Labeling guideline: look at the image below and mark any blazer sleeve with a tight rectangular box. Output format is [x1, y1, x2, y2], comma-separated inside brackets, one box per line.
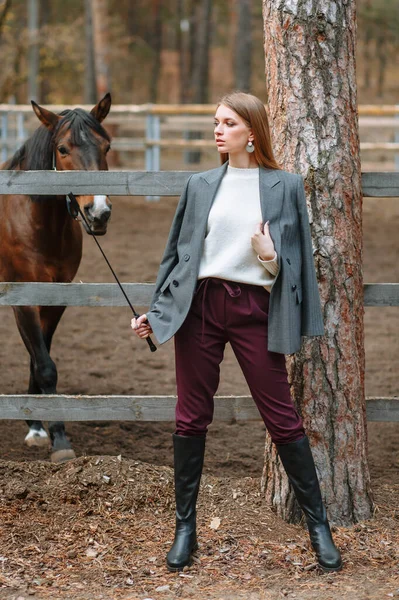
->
[296, 176, 325, 336]
[149, 175, 193, 311]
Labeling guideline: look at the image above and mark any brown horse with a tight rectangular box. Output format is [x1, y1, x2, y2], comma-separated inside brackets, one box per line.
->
[0, 94, 113, 462]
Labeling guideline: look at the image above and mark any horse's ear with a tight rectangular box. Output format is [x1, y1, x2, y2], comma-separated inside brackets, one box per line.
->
[31, 101, 61, 130]
[90, 93, 111, 123]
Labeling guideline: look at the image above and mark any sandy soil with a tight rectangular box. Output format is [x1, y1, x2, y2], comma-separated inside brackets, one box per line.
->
[0, 185, 398, 600]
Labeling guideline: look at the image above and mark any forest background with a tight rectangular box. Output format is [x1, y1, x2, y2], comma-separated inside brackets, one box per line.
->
[0, 0, 398, 107]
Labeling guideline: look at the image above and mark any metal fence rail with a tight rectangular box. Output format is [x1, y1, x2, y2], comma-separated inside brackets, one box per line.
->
[0, 169, 398, 422]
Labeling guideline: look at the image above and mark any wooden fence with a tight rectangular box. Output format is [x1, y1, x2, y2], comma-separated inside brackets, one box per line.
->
[0, 170, 398, 423]
[1, 104, 399, 170]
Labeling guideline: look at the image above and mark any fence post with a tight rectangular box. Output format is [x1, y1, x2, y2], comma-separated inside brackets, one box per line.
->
[145, 111, 153, 172]
[145, 110, 160, 201]
[395, 105, 399, 172]
[1, 112, 8, 164]
[16, 112, 26, 154]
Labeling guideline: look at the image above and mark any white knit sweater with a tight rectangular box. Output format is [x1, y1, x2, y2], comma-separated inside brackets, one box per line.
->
[198, 165, 279, 291]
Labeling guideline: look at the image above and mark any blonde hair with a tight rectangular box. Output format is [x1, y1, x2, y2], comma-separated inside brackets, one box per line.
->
[217, 91, 280, 170]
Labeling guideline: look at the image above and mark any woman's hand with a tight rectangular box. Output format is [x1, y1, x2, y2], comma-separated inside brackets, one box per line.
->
[131, 314, 153, 339]
[251, 221, 275, 261]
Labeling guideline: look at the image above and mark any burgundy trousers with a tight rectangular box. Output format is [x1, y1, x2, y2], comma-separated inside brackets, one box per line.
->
[174, 278, 305, 444]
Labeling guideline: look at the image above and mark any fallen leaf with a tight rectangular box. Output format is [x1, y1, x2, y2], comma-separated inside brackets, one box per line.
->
[155, 585, 170, 592]
[210, 517, 221, 530]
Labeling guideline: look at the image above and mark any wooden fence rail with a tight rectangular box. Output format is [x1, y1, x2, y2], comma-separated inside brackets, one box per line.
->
[1, 282, 398, 307]
[0, 395, 397, 423]
[2, 104, 398, 168]
[0, 169, 398, 423]
[1, 103, 398, 115]
[0, 170, 399, 197]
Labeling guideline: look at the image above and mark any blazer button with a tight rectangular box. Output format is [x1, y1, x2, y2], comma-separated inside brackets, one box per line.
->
[172, 280, 179, 287]
[183, 254, 190, 262]
[291, 284, 297, 291]
[286, 258, 291, 265]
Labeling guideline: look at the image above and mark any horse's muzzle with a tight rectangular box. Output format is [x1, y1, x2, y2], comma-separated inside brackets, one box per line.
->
[83, 196, 112, 235]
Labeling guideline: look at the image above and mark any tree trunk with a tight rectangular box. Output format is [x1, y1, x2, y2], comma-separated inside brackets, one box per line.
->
[84, 0, 97, 104]
[184, 0, 212, 164]
[176, 0, 191, 104]
[261, 0, 374, 526]
[190, 0, 212, 103]
[40, 0, 51, 103]
[27, 0, 39, 102]
[149, 0, 162, 103]
[188, 0, 197, 99]
[375, 34, 387, 98]
[362, 26, 373, 91]
[234, 0, 252, 92]
[91, 0, 111, 97]
[361, 0, 373, 92]
[0, 0, 12, 40]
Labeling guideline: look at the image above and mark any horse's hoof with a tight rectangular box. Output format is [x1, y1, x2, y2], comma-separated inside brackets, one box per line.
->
[51, 448, 76, 463]
[25, 428, 49, 447]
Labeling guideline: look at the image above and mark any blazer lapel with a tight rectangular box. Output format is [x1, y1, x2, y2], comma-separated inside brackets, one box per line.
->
[195, 162, 228, 234]
[259, 168, 284, 266]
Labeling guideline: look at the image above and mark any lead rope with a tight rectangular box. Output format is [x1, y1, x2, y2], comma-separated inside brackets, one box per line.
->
[66, 192, 157, 353]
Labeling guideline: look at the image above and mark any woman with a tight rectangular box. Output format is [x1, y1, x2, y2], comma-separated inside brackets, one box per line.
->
[132, 92, 342, 574]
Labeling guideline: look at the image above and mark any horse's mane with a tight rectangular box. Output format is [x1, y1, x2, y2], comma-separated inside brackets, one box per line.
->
[4, 108, 110, 172]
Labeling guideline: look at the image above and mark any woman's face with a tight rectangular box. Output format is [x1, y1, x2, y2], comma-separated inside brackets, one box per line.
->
[213, 104, 253, 155]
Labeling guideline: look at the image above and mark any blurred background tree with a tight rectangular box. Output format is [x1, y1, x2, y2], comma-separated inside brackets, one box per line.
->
[358, 0, 399, 98]
[0, 0, 397, 104]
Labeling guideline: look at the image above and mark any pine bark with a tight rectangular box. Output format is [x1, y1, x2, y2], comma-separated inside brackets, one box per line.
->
[261, 0, 374, 526]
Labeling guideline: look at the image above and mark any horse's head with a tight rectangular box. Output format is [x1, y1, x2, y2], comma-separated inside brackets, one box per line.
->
[31, 94, 113, 236]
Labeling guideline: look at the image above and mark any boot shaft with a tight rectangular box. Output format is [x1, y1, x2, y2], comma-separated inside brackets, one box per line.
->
[276, 435, 327, 525]
[173, 434, 205, 521]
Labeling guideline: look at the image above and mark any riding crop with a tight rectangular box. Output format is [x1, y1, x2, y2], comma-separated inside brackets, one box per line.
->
[66, 192, 157, 353]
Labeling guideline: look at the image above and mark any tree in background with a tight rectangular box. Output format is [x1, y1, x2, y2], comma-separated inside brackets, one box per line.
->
[149, 0, 163, 103]
[0, 1, 26, 102]
[92, 0, 110, 98]
[234, 0, 252, 92]
[0, 1, 397, 105]
[176, 0, 196, 104]
[0, 0, 12, 39]
[190, 0, 212, 104]
[84, 0, 96, 104]
[262, 0, 374, 526]
[358, 0, 399, 97]
[27, 0, 39, 101]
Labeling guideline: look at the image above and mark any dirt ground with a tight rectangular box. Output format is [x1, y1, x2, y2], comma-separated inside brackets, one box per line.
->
[0, 182, 398, 599]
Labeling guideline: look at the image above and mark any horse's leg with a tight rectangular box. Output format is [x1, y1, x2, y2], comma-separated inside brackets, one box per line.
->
[13, 306, 75, 463]
[40, 306, 76, 463]
[24, 359, 49, 447]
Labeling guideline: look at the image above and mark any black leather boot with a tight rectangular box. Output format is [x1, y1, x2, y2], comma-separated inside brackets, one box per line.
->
[276, 436, 342, 572]
[166, 434, 205, 572]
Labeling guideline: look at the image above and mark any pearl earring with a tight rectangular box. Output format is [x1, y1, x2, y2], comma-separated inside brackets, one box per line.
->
[246, 141, 254, 153]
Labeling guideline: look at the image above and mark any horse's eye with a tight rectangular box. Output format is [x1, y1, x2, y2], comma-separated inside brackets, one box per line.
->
[58, 146, 69, 156]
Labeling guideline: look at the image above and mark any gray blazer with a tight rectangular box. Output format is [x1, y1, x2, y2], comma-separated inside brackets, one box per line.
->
[146, 162, 324, 354]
